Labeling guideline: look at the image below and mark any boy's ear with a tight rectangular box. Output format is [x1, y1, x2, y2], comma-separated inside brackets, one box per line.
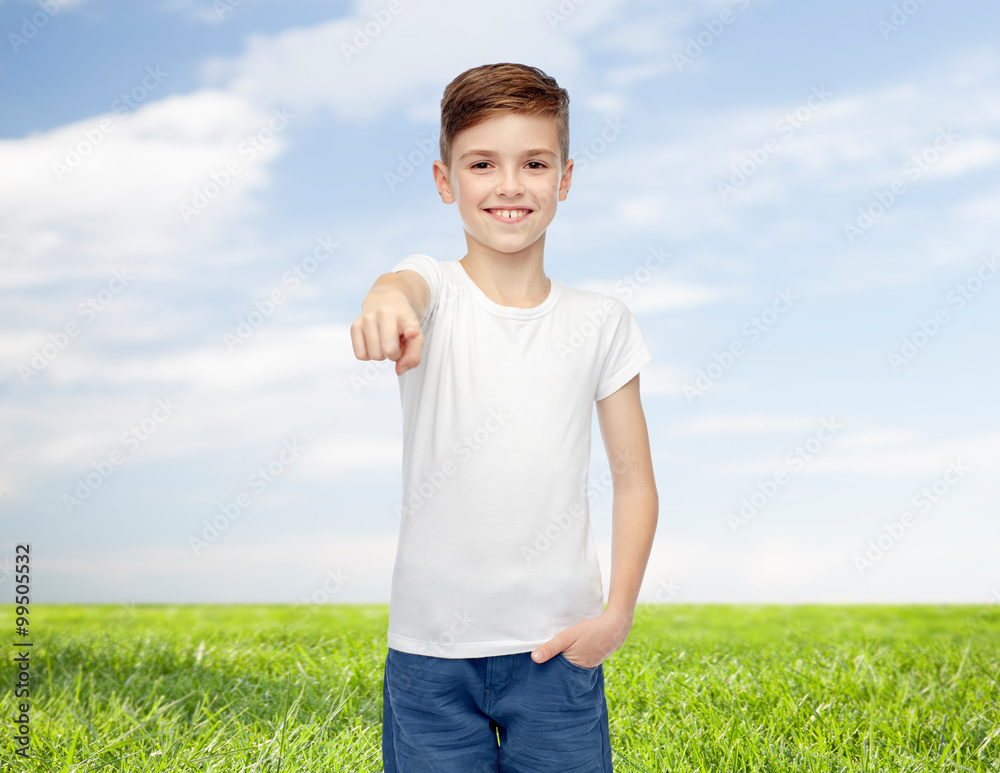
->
[433, 160, 455, 204]
[558, 158, 574, 202]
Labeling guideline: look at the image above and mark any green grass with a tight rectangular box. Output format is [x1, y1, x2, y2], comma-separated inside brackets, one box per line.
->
[2, 604, 999, 771]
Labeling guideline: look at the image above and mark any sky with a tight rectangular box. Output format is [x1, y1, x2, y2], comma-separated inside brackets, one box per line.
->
[1, 0, 998, 606]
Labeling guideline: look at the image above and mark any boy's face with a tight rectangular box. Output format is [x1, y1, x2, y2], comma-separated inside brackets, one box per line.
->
[433, 112, 573, 260]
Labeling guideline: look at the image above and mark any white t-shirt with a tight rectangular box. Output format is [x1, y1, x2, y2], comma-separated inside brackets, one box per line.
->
[387, 254, 653, 658]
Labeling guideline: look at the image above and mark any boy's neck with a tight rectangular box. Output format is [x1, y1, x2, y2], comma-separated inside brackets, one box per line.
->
[459, 242, 551, 309]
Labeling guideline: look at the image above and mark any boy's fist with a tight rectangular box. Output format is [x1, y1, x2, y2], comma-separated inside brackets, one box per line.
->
[350, 300, 424, 376]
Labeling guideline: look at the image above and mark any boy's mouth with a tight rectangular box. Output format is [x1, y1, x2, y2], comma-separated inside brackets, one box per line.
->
[484, 207, 533, 223]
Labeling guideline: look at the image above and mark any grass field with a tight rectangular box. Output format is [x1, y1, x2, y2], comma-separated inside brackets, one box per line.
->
[2, 603, 998, 772]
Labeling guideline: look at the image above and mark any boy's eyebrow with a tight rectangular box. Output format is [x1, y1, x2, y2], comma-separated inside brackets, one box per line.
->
[458, 148, 558, 161]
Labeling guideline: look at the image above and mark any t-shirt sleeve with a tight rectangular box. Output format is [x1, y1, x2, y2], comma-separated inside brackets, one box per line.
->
[595, 296, 654, 401]
[390, 254, 444, 325]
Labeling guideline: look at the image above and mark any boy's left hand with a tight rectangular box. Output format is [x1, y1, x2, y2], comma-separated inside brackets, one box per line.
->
[530, 609, 633, 669]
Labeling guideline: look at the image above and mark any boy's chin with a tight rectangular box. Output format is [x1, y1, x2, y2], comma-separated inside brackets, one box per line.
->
[468, 237, 542, 256]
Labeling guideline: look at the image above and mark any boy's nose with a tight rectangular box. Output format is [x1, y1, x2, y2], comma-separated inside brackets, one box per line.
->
[495, 170, 524, 196]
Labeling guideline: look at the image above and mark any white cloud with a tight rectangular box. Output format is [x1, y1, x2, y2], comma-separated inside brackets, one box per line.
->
[567, 48, 1000, 278]
[198, 0, 586, 123]
[573, 276, 730, 313]
[954, 190, 1000, 222]
[634, 534, 1000, 602]
[634, 363, 689, 397]
[931, 136, 1000, 177]
[0, 88, 294, 280]
[713, 433, 1000, 476]
[35, 534, 400, 602]
[832, 429, 918, 450]
[43, 324, 349, 390]
[0, 323, 403, 490]
[604, 61, 675, 86]
[673, 413, 821, 435]
[157, 0, 235, 25]
[807, 435, 1000, 475]
[298, 435, 402, 477]
[582, 92, 628, 116]
[34, 529, 1000, 604]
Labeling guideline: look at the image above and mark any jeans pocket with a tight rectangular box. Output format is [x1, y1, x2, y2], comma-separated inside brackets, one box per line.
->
[556, 651, 601, 672]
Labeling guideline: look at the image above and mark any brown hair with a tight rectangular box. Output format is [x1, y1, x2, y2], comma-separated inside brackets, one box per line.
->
[439, 63, 570, 170]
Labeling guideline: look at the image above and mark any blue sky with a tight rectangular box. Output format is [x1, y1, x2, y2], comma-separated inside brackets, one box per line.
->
[1, 0, 998, 605]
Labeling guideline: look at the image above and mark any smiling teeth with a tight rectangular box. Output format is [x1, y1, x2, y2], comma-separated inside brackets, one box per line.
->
[491, 209, 529, 219]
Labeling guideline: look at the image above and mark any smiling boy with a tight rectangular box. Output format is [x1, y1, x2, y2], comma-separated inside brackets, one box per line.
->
[351, 63, 658, 772]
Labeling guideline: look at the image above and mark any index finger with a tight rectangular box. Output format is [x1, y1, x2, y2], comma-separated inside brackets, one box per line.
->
[396, 324, 423, 374]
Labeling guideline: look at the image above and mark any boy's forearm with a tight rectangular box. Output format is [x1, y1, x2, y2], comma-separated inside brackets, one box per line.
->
[604, 485, 658, 622]
[361, 272, 413, 313]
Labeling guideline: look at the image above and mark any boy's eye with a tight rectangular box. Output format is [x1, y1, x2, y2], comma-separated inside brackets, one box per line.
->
[469, 161, 547, 170]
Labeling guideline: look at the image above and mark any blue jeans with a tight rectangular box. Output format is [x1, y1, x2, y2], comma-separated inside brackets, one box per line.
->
[382, 647, 613, 772]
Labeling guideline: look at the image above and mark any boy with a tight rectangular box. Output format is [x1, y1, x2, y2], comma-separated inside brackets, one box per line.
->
[350, 63, 658, 772]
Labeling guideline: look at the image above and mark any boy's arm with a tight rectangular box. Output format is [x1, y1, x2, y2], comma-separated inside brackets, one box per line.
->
[351, 270, 430, 375]
[596, 372, 658, 624]
[531, 373, 658, 667]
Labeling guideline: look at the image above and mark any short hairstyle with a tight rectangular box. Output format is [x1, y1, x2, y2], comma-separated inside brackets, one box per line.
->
[439, 63, 570, 170]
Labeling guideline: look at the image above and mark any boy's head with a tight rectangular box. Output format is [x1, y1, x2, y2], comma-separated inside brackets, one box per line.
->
[438, 63, 570, 172]
[433, 63, 574, 258]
